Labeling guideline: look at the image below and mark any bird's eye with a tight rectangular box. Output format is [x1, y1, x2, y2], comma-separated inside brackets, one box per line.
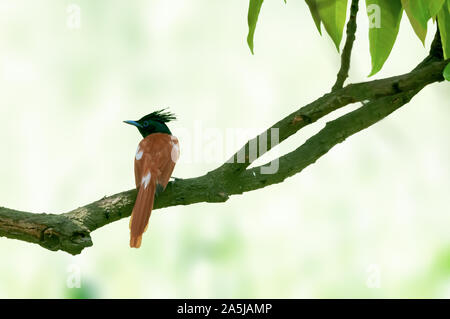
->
[143, 121, 149, 127]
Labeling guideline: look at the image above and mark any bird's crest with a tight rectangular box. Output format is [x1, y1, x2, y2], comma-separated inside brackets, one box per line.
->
[139, 108, 177, 124]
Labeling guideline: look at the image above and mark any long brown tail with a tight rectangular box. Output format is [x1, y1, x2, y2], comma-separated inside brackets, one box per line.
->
[129, 177, 156, 248]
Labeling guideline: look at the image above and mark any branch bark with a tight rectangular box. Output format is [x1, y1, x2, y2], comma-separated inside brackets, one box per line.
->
[0, 31, 447, 255]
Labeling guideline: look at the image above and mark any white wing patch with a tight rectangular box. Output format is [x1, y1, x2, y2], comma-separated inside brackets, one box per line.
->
[141, 172, 151, 189]
[135, 145, 143, 160]
[171, 143, 180, 163]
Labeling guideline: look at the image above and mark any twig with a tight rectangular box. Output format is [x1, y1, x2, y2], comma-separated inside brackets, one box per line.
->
[332, 0, 359, 91]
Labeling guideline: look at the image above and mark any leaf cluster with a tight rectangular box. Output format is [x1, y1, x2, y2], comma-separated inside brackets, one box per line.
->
[247, 0, 450, 79]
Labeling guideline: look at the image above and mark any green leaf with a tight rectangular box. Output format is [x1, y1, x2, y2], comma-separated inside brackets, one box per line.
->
[428, 0, 445, 17]
[305, 0, 322, 34]
[401, 0, 444, 44]
[247, 0, 264, 54]
[319, 0, 349, 51]
[305, 0, 348, 51]
[438, 0, 450, 59]
[444, 63, 450, 81]
[366, 0, 403, 76]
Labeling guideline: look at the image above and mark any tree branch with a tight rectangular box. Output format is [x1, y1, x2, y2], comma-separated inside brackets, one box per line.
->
[0, 32, 447, 255]
[332, 0, 359, 91]
[219, 59, 448, 175]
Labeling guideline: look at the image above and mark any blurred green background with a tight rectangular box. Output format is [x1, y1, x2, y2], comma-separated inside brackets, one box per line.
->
[0, 0, 449, 298]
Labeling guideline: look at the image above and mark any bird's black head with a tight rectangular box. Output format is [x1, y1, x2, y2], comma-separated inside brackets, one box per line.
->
[124, 109, 176, 138]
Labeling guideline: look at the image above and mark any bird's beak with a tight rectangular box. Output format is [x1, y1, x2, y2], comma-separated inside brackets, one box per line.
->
[123, 120, 143, 128]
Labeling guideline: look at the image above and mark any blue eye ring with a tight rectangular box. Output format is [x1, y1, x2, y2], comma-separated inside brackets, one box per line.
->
[143, 121, 149, 127]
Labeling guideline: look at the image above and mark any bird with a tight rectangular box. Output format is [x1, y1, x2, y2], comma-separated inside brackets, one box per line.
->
[124, 109, 180, 248]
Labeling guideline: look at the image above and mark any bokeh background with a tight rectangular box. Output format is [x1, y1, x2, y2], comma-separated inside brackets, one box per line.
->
[0, 0, 449, 298]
